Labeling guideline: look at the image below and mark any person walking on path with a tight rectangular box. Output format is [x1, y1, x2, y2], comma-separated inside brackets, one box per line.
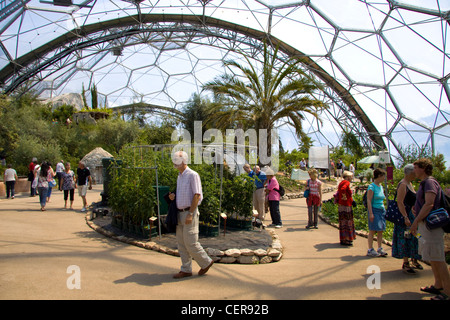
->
[366, 168, 388, 257]
[305, 168, 322, 229]
[46, 161, 56, 203]
[75, 161, 92, 212]
[169, 151, 213, 279]
[243, 164, 267, 225]
[36, 162, 50, 211]
[55, 160, 64, 190]
[392, 164, 422, 275]
[4, 164, 18, 199]
[337, 170, 356, 246]
[28, 157, 38, 197]
[410, 158, 450, 300]
[265, 168, 282, 228]
[60, 162, 76, 210]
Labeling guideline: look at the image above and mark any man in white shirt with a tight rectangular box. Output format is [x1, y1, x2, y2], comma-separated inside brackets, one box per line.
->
[4, 164, 18, 199]
[169, 151, 213, 279]
[56, 160, 64, 190]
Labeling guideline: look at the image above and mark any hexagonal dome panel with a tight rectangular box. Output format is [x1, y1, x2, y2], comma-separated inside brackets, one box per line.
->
[0, 0, 448, 162]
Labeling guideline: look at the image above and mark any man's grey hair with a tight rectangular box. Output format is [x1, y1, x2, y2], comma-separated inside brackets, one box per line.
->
[403, 163, 414, 175]
[172, 150, 189, 165]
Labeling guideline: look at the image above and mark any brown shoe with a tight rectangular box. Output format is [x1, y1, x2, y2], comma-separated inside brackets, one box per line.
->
[198, 261, 214, 276]
[173, 271, 192, 279]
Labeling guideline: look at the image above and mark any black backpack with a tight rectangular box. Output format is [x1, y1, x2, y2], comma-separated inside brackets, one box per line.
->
[440, 190, 450, 233]
[276, 185, 285, 197]
[363, 190, 368, 208]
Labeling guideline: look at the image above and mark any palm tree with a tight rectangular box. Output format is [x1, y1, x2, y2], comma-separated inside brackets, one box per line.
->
[202, 42, 327, 160]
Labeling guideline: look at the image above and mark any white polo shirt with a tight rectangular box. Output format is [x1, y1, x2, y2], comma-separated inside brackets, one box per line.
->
[4, 168, 17, 181]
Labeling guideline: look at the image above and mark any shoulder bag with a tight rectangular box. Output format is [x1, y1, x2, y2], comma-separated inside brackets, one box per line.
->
[421, 178, 450, 232]
[303, 179, 310, 198]
[425, 190, 450, 232]
[385, 185, 405, 226]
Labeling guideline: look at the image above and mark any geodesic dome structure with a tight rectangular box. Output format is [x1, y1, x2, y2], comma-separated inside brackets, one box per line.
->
[0, 0, 449, 162]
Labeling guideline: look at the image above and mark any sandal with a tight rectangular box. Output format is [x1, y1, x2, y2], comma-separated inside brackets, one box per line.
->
[402, 263, 416, 275]
[430, 293, 449, 300]
[411, 260, 423, 270]
[420, 285, 442, 295]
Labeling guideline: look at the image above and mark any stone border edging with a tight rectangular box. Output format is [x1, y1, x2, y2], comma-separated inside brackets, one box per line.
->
[85, 212, 284, 264]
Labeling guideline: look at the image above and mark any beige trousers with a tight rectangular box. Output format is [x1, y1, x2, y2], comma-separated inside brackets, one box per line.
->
[253, 188, 266, 221]
[176, 209, 212, 273]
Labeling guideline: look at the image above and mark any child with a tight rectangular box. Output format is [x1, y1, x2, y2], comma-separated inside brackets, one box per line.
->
[305, 168, 322, 229]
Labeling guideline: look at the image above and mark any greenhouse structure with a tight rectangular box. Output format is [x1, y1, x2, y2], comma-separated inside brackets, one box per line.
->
[0, 0, 448, 160]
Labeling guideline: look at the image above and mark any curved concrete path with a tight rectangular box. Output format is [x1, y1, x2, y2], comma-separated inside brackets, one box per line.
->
[0, 185, 437, 300]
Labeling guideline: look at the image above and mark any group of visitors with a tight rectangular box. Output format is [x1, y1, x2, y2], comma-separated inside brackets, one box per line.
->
[22, 158, 93, 212]
[243, 164, 282, 229]
[330, 159, 355, 178]
[5, 153, 448, 300]
[242, 158, 449, 300]
[333, 158, 449, 301]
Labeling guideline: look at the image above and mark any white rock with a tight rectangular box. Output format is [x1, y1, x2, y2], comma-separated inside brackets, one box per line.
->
[240, 248, 254, 256]
[224, 248, 241, 257]
[267, 248, 281, 257]
[271, 240, 283, 250]
[272, 252, 283, 262]
[254, 249, 267, 257]
[238, 255, 259, 264]
[206, 247, 224, 257]
[220, 257, 237, 264]
[259, 256, 272, 264]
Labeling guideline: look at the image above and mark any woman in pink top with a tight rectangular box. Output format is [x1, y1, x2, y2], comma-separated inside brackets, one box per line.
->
[265, 168, 282, 228]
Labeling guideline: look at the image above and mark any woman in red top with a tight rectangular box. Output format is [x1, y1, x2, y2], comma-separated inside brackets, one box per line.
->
[337, 171, 356, 246]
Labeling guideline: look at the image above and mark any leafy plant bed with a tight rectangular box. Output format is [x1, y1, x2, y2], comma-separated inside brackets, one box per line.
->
[199, 223, 219, 237]
[225, 218, 253, 231]
[111, 215, 157, 239]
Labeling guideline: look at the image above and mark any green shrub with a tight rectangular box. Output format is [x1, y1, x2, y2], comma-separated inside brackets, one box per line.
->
[108, 146, 254, 227]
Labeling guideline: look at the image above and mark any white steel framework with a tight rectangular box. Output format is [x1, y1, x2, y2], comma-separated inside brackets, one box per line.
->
[0, 0, 449, 161]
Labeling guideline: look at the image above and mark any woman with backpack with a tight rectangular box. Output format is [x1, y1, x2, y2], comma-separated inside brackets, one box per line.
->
[410, 158, 450, 300]
[265, 168, 282, 229]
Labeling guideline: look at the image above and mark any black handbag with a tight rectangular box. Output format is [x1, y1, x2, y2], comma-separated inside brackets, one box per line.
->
[163, 191, 178, 233]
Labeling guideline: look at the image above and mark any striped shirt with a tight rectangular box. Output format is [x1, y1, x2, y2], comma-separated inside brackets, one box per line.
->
[308, 179, 322, 196]
[176, 166, 203, 210]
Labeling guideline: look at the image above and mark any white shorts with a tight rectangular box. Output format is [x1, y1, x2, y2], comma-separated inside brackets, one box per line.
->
[78, 185, 88, 197]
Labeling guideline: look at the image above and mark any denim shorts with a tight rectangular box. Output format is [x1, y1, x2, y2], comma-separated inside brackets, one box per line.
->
[368, 207, 386, 231]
